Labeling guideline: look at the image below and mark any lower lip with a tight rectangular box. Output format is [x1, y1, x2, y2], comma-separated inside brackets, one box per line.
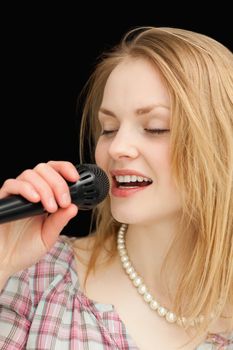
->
[111, 184, 151, 197]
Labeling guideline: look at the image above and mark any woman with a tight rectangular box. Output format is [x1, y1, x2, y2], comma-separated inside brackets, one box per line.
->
[0, 26, 232, 349]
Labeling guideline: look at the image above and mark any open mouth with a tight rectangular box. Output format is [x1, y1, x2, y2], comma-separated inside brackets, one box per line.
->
[113, 175, 153, 188]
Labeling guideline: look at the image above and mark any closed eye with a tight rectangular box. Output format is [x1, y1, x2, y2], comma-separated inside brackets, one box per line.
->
[100, 129, 117, 135]
[144, 128, 170, 134]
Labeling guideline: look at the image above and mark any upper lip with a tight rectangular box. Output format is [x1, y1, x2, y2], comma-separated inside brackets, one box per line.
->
[110, 169, 153, 180]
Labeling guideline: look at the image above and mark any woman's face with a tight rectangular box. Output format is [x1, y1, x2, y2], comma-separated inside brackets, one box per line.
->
[95, 57, 182, 225]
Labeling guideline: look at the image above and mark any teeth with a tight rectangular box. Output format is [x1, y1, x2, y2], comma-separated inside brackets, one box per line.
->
[115, 175, 152, 183]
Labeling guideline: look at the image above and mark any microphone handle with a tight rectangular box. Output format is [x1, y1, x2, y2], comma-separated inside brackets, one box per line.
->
[0, 181, 85, 224]
[0, 196, 45, 224]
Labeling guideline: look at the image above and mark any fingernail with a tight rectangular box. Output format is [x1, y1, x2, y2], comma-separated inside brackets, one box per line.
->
[72, 170, 79, 180]
[48, 197, 57, 210]
[31, 190, 40, 199]
[61, 193, 70, 206]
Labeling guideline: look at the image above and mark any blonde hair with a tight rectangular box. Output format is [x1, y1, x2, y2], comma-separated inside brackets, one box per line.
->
[76, 27, 233, 338]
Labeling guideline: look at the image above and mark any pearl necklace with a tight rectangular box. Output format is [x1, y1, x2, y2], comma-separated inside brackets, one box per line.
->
[117, 223, 205, 328]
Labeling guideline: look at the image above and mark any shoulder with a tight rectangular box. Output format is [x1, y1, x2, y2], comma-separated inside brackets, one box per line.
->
[206, 309, 233, 348]
[200, 332, 233, 349]
[39, 235, 76, 268]
[0, 236, 74, 323]
[27, 236, 79, 303]
[31, 235, 76, 277]
[0, 236, 79, 308]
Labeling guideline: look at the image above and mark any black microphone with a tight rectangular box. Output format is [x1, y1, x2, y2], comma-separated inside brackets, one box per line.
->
[0, 164, 110, 224]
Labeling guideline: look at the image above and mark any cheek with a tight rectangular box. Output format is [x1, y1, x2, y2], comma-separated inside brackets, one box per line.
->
[158, 148, 177, 190]
[95, 140, 108, 169]
[148, 142, 171, 172]
[150, 143, 175, 186]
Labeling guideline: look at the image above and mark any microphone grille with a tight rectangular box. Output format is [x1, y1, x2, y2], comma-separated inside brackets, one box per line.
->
[76, 164, 110, 206]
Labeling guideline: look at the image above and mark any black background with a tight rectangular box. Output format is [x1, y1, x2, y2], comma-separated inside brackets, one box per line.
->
[1, 5, 232, 237]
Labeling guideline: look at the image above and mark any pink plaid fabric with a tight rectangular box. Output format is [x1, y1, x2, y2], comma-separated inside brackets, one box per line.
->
[0, 237, 232, 349]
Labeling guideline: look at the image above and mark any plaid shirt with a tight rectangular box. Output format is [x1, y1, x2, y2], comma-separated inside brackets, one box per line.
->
[0, 237, 232, 350]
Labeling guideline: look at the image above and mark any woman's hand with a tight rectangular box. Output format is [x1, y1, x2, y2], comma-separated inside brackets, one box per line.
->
[0, 161, 79, 279]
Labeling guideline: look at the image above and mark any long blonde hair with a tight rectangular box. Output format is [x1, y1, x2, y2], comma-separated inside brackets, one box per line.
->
[77, 27, 233, 336]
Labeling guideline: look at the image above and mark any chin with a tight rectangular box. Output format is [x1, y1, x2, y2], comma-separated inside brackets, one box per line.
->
[110, 207, 149, 225]
[111, 204, 182, 226]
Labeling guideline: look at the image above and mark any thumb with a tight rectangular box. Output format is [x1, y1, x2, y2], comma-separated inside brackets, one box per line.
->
[41, 204, 78, 250]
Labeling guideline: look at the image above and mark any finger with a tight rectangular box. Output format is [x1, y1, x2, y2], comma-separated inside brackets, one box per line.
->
[17, 169, 58, 213]
[46, 161, 80, 182]
[0, 178, 40, 202]
[41, 204, 78, 250]
[33, 163, 75, 208]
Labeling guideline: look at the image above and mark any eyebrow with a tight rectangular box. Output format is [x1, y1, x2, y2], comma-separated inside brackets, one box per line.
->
[99, 104, 170, 117]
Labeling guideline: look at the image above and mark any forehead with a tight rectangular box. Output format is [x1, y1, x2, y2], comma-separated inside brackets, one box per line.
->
[101, 58, 170, 111]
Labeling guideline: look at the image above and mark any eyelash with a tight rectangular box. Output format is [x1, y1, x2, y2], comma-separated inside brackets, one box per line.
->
[144, 128, 170, 134]
[100, 128, 170, 135]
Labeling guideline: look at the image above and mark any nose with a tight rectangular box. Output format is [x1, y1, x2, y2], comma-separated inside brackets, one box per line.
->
[108, 125, 139, 160]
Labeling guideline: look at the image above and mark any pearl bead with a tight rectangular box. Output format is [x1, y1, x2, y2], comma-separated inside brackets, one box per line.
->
[158, 306, 167, 317]
[129, 271, 137, 280]
[133, 276, 142, 287]
[150, 300, 159, 310]
[123, 261, 131, 269]
[138, 284, 147, 295]
[166, 312, 177, 323]
[119, 249, 126, 256]
[121, 255, 128, 262]
[187, 318, 195, 327]
[143, 292, 152, 303]
[118, 244, 125, 250]
[126, 266, 134, 274]
[177, 317, 187, 327]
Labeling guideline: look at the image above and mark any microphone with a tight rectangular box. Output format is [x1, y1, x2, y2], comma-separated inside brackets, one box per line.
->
[0, 164, 110, 224]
